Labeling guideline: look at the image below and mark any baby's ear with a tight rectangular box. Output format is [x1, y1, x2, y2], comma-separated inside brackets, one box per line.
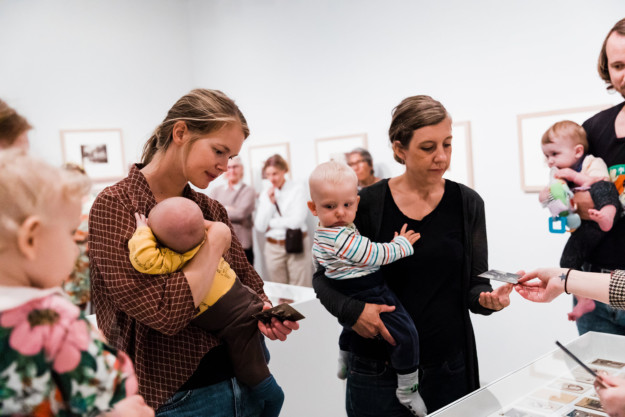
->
[16, 216, 41, 260]
[574, 144, 585, 158]
[307, 201, 317, 216]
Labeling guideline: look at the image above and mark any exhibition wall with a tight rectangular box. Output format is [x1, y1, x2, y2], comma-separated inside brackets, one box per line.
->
[2, 0, 625, 399]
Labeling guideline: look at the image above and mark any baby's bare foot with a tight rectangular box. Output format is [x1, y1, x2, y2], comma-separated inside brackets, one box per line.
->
[588, 206, 616, 232]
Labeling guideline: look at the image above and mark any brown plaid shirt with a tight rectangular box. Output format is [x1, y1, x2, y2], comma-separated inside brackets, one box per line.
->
[88, 165, 268, 409]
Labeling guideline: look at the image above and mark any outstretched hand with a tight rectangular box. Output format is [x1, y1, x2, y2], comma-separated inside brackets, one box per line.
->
[514, 268, 566, 303]
[352, 303, 397, 346]
[479, 283, 513, 311]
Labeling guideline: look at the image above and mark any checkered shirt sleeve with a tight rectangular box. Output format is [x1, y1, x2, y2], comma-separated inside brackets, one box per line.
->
[609, 270, 625, 310]
[88, 165, 267, 409]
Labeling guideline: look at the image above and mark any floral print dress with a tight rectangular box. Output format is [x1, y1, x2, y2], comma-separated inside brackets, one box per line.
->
[63, 197, 94, 310]
[0, 287, 137, 416]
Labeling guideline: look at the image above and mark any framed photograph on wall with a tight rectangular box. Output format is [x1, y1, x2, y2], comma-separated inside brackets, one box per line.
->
[60, 129, 126, 182]
[248, 142, 292, 192]
[517, 105, 609, 192]
[314, 133, 368, 165]
[445, 121, 475, 188]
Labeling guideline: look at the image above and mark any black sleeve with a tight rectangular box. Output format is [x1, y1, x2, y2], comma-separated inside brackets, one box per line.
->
[312, 266, 365, 327]
[462, 185, 496, 315]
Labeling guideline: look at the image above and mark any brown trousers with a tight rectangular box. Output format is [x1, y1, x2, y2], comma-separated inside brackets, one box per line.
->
[192, 278, 269, 386]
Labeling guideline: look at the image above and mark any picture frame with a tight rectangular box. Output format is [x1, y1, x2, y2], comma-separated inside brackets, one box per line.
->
[517, 105, 609, 192]
[247, 142, 292, 192]
[60, 129, 126, 182]
[445, 121, 475, 188]
[314, 133, 368, 165]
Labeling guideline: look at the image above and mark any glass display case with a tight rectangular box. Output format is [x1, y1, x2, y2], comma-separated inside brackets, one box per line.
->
[431, 331, 625, 416]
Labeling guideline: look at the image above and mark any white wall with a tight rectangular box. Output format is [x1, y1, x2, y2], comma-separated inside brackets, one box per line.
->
[3, 0, 625, 407]
[187, 0, 625, 384]
[0, 0, 194, 167]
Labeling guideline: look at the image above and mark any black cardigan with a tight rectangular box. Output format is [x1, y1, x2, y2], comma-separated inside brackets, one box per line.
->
[313, 178, 496, 391]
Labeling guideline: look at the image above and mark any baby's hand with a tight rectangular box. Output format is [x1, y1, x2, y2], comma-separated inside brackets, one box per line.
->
[394, 223, 421, 245]
[134, 213, 148, 229]
[554, 168, 576, 182]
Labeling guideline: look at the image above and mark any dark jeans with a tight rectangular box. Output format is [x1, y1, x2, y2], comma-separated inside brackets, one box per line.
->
[577, 263, 625, 336]
[345, 351, 468, 417]
[339, 284, 419, 372]
[575, 297, 625, 336]
[156, 378, 262, 417]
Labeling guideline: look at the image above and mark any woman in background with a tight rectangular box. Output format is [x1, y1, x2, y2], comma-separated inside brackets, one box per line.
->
[346, 147, 381, 190]
[254, 154, 312, 287]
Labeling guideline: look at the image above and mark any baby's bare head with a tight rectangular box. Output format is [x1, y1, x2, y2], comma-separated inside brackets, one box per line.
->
[148, 197, 205, 253]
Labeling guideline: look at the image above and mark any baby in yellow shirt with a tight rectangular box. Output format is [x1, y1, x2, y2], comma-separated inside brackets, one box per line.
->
[128, 196, 283, 417]
[129, 197, 236, 311]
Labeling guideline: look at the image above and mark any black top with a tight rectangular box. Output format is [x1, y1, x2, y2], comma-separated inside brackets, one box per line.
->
[313, 178, 495, 391]
[584, 102, 625, 269]
[381, 180, 465, 363]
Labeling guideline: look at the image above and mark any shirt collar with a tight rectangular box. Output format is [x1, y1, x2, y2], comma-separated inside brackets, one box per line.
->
[0, 286, 64, 312]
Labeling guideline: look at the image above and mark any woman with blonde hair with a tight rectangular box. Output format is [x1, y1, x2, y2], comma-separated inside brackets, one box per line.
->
[89, 89, 298, 416]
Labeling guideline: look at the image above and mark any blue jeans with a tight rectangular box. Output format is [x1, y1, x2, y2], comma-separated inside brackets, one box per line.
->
[575, 298, 625, 336]
[345, 351, 469, 416]
[156, 378, 263, 417]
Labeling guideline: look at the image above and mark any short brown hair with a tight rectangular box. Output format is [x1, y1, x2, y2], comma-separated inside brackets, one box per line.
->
[262, 154, 289, 174]
[389, 95, 449, 164]
[141, 89, 249, 164]
[541, 120, 588, 152]
[0, 99, 32, 149]
[598, 18, 625, 93]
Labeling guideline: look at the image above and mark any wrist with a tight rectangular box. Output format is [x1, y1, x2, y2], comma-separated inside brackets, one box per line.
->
[564, 268, 574, 295]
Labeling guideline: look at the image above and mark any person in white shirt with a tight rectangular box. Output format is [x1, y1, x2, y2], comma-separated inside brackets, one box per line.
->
[254, 154, 312, 287]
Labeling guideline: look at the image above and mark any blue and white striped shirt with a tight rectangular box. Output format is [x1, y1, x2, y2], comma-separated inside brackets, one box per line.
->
[312, 224, 414, 280]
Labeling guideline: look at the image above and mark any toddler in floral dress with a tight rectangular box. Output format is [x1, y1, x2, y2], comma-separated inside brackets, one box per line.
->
[0, 149, 153, 417]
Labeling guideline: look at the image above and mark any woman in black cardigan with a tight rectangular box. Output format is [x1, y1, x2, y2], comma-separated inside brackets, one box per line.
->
[313, 95, 512, 416]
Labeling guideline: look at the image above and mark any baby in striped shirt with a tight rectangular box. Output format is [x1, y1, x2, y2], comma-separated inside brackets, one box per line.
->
[307, 161, 426, 417]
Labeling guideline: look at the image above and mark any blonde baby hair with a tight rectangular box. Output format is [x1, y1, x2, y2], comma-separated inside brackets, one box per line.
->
[0, 149, 91, 251]
[309, 161, 358, 201]
[541, 120, 588, 152]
